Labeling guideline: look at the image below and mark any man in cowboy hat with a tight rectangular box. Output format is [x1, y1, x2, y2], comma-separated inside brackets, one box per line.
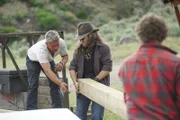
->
[69, 22, 112, 120]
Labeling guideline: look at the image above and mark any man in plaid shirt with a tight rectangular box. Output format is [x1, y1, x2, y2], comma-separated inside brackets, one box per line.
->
[119, 13, 180, 120]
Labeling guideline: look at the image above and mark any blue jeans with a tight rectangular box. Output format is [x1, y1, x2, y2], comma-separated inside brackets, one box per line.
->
[26, 56, 63, 110]
[76, 94, 104, 120]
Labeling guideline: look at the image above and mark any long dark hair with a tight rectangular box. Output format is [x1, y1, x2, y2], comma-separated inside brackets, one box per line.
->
[74, 32, 104, 56]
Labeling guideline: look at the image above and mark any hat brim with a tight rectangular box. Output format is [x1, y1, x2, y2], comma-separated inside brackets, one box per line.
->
[75, 29, 99, 40]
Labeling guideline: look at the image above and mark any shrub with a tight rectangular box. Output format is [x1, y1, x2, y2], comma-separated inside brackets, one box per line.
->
[18, 46, 28, 57]
[76, 7, 88, 19]
[49, 0, 58, 4]
[58, 4, 68, 11]
[0, 26, 22, 45]
[0, 15, 17, 26]
[92, 13, 109, 26]
[35, 10, 61, 30]
[62, 11, 76, 23]
[0, 0, 6, 6]
[10, 39, 28, 58]
[0, 26, 17, 33]
[29, 0, 44, 8]
[115, 0, 134, 19]
[168, 25, 180, 37]
[15, 12, 27, 21]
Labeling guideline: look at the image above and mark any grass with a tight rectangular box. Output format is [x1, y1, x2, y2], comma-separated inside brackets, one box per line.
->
[104, 109, 124, 120]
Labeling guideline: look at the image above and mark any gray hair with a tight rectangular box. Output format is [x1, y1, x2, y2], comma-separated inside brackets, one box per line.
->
[136, 13, 168, 43]
[45, 30, 60, 42]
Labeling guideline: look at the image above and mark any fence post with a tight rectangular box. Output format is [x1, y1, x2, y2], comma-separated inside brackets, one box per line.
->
[60, 31, 69, 108]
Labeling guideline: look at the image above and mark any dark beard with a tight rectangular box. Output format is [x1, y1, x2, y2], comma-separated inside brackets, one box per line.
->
[84, 47, 93, 60]
[77, 37, 97, 59]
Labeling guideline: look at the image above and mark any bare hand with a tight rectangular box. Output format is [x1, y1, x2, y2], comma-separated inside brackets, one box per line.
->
[73, 81, 79, 93]
[55, 63, 63, 72]
[59, 82, 69, 93]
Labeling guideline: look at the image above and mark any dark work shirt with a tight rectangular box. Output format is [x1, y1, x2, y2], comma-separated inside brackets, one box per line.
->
[83, 47, 95, 79]
[69, 41, 112, 86]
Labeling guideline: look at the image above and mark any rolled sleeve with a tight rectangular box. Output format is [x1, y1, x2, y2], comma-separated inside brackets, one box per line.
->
[69, 52, 77, 71]
[101, 45, 112, 71]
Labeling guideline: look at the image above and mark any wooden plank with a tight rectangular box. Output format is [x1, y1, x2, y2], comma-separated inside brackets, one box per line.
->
[0, 31, 63, 38]
[0, 108, 80, 120]
[79, 79, 126, 119]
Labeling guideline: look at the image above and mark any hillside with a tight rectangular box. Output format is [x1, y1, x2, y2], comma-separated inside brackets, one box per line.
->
[0, 0, 179, 48]
[0, 0, 179, 59]
[0, 0, 118, 33]
[1, 0, 178, 33]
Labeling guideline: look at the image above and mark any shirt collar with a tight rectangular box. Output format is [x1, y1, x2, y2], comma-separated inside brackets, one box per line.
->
[140, 42, 177, 55]
[96, 41, 104, 46]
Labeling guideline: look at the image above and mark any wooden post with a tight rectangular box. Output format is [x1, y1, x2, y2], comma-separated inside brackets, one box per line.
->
[6, 46, 27, 88]
[26, 36, 33, 47]
[78, 79, 126, 119]
[174, 5, 180, 26]
[0, 38, 8, 68]
[60, 31, 69, 108]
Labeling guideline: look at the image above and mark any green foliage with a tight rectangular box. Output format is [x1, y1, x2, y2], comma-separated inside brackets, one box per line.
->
[149, 5, 179, 37]
[76, 7, 88, 19]
[115, 0, 155, 19]
[0, 26, 17, 33]
[29, 0, 44, 8]
[149, 4, 174, 17]
[115, 0, 134, 19]
[35, 10, 61, 30]
[49, 0, 58, 4]
[15, 12, 27, 21]
[64, 33, 77, 50]
[0, 0, 6, 6]
[10, 39, 28, 58]
[66, 40, 74, 50]
[100, 18, 136, 44]
[168, 25, 180, 37]
[92, 13, 110, 26]
[0, 15, 17, 26]
[58, 4, 68, 11]
[62, 11, 76, 23]
[0, 26, 21, 45]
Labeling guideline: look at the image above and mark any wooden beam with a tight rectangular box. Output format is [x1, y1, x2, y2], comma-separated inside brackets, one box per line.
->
[0, 31, 64, 38]
[78, 79, 126, 119]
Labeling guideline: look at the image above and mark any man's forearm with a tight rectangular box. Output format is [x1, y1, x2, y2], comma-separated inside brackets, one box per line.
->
[69, 70, 77, 83]
[60, 55, 68, 65]
[41, 63, 62, 86]
[96, 70, 110, 81]
[44, 68, 62, 86]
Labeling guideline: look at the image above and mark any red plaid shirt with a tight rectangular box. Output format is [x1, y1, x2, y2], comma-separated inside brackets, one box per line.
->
[119, 42, 180, 120]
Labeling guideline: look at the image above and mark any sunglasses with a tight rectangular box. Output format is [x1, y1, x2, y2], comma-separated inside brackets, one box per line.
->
[80, 35, 89, 41]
